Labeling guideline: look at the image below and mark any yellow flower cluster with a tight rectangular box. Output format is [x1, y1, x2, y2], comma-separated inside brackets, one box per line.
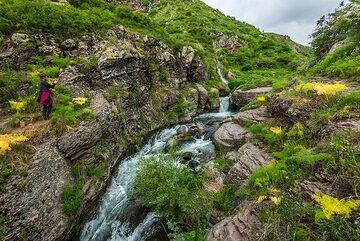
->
[312, 193, 360, 219]
[257, 96, 266, 102]
[296, 82, 348, 96]
[257, 188, 282, 205]
[9, 100, 26, 111]
[0, 134, 29, 155]
[270, 127, 282, 135]
[73, 97, 88, 106]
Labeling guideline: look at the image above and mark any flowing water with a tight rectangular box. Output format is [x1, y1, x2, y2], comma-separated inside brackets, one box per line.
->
[81, 67, 231, 241]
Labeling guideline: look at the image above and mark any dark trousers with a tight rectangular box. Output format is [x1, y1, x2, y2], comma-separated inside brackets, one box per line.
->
[42, 104, 52, 120]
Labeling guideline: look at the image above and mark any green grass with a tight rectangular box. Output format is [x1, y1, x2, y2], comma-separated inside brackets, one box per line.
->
[228, 69, 296, 92]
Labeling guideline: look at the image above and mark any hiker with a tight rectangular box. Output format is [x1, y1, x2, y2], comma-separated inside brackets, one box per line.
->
[38, 73, 56, 120]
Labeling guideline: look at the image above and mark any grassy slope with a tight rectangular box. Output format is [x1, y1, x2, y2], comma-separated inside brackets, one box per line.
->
[141, 0, 312, 90]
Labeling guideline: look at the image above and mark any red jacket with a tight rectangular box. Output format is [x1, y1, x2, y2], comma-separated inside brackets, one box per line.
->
[40, 90, 53, 106]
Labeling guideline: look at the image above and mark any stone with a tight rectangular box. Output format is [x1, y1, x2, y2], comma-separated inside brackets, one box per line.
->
[11, 33, 30, 45]
[61, 38, 77, 50]
[233, 106, 270, 125]
[208, 88, 220, 110]
[268, 97, 308, 123]
[197, 86, 209, 110]
[206, 202, 263, 241]
[204, 162, 224, 192]
[212, 122, 252, 152]
[226, 143, 270, 187]
[230, 87, 272, 109]
[177, 125, 189, 135]
[0, 143, 72, 241]
[181, 46, 195, 66]
[319, 119, 360, 138]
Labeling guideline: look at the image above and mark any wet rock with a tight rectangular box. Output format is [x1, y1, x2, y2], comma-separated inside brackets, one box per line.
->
[233, 106, 270, 125]
[230, 87, 272, 109]
[225, 143, 270, 187]
[206, 202, 263, 241]
[212, 122, 252, 152]
[208, 88, 220, 110]
[177, 125, 189, 135]
[11, 33, 30, 45]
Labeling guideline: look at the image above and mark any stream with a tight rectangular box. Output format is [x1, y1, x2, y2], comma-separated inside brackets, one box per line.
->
[80, 67, 232, 241]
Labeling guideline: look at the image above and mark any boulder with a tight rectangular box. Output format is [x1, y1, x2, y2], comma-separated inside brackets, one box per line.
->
[181, 46, 195, 67]
[208, 88, 220, 110]
[268, 97, 308, 123]
[226, 143, 270, 187]
[203, 162, 224, 193]
[319, 119, 360, 138]
[197, 85, 209, 109]
[11, 33, 30, 45]
[177, 125, 189, 135]
[206, 202, 263, 241]
[230, 87, 272, 109]
[212, 122, 251, 152]
[233, 106, 270, 125]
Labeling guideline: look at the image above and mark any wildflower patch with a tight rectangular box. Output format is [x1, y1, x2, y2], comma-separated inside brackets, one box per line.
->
[0, 134, 29, 155]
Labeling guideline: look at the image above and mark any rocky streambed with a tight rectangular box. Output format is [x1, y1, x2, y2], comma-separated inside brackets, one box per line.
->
[80, 96, 233, 241]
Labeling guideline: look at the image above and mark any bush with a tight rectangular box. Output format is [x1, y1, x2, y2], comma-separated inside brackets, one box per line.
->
[134, 154, 212, 224]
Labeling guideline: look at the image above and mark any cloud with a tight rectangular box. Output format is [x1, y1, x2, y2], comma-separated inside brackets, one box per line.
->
[202, 0, 344, 45]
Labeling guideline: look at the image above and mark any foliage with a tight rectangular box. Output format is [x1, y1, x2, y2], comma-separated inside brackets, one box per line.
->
[73, 97, 88, 106]
[134, 154, 212, 224]
[213, 156, 234, 172]
[313, 193, 360, 220]
[0, 134, 28, 155]
[213, 185, 237, 214]
[296, 82, 348, 96]
[248, 123, 284, 146]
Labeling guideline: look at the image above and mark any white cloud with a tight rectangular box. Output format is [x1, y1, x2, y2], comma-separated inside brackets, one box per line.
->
[202, 0, 345, 45]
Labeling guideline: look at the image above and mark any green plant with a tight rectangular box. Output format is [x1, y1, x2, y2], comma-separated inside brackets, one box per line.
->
[61, 182, 83, 215]
[135, 154, 212, 224]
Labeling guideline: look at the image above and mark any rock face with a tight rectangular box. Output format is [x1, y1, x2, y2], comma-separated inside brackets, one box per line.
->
[268, 97, 308, 123]
[226, 143, 270, 187]
[0, 26, 212, 241]
[319, 119, 360, 138]
[230, 87, 272, 110]
[206, 202, 263, 241]
[0, 143, 72, 241]
[233, 106, 270, 125]
[212, 122, 251, 152]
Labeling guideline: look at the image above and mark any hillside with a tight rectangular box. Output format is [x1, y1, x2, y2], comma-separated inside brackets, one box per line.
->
[0, 0, 359, 241]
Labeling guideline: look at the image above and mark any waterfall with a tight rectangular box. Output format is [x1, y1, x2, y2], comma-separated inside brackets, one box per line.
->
[216, 63, 228, 84]
[80, 62, 233, 241]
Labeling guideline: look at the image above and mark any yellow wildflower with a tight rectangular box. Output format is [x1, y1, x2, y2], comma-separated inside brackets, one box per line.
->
[257, 96, 266, 102]
[73, 97, 88, 106]
[312, 193, 360, 219]
[0, 134, 29, 155]
[270, 196, 282, 205]
[269, 188, 280, 195]
[257, 195, 267, 204]
[9, 100, 26, 111]
[270, 127, 282, 135]
[315, 83, 348, 96]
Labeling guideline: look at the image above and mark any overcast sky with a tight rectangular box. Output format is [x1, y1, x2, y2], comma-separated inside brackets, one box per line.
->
[202, 0, 345, 45]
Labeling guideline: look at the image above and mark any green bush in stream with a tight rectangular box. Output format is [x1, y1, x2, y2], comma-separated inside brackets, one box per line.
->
[134, 154, 212, 224]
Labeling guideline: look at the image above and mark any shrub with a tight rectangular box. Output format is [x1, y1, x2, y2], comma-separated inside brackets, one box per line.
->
[134, 154, 212, 224]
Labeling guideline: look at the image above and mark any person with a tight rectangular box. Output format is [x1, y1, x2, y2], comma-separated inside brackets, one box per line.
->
[37, 73, 56, 120]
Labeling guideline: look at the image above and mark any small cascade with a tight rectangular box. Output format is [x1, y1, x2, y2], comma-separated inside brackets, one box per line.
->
[216, 63, 228, 84]
[80, 62, 234, 241]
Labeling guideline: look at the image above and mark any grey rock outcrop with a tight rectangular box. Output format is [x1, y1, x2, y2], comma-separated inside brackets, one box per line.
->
[212, 122, 252, 152]
[230, 87, 272, 109]
[206, 202, 263, 241]
[0, 143, 72, 241]
[233, 106, 270, 125]
[226, 143, 270, 187]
